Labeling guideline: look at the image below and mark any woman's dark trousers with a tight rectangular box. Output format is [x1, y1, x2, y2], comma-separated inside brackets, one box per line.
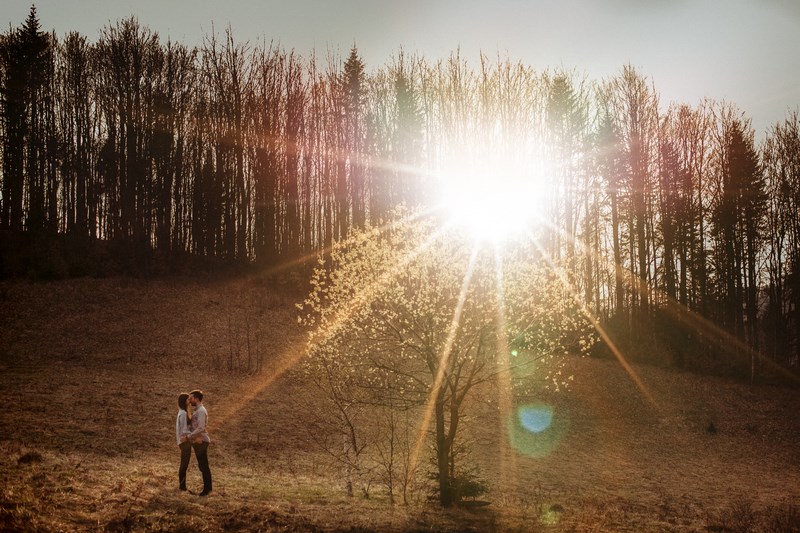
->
[178, 441, 192, 490]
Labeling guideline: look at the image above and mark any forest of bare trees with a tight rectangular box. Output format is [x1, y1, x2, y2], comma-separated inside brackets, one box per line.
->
[1, 8, 798, 376]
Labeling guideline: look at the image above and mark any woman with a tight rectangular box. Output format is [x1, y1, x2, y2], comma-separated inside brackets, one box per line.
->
[175, 392, 192, 491]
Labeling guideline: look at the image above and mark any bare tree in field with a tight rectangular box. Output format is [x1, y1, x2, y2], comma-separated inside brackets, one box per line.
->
[300, 214, 596, 507]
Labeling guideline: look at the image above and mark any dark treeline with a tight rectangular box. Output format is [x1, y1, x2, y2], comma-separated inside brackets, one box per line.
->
[1, 7, 799, 376]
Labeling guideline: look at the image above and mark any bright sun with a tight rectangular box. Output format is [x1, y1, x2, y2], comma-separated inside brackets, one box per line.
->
[437, 149, 548, 243]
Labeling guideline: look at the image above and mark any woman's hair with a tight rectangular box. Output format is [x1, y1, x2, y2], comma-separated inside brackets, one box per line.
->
[178, 393, 190, 411]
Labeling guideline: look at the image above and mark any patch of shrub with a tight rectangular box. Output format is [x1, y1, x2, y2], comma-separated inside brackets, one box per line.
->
[0, 229, 257, 280]
[763, 501, 800, 532]
[451, 469, 489, 502]
[707, 497, 756, 533]
[17, 451, 43, 465]
[706, 498, 800, 533]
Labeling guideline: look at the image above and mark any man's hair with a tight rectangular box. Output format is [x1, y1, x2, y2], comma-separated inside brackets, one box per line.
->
[189, 389, 204, 402]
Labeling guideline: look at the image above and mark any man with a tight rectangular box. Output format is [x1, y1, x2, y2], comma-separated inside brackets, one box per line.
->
[187, 389, 212, 496]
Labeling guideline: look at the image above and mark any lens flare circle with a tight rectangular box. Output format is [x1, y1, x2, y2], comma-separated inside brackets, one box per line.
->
[506, 402, 568, 458]
[518, 404, 553, 433]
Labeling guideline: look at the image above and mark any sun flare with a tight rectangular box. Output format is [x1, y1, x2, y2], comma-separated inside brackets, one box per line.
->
[437, 149, 549, 243]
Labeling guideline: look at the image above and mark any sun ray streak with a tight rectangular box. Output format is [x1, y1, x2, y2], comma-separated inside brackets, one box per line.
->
[660, 298, 800, 385]
[408, 242, 481, 478]
[523, 228, 660, 409]
[306, 223, 450, 353]
[524, 206, 644, 312]
[219, 210, 449, 429]
[528, 200, 800, 387]
[492, 244, 519, 490]
[214, 337, 309, 429]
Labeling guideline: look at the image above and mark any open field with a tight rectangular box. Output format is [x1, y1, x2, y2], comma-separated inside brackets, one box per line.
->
[1, 276, 799, 532]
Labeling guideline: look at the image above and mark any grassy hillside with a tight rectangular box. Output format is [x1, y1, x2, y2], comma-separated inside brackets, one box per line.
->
[1, 276, 799, 532]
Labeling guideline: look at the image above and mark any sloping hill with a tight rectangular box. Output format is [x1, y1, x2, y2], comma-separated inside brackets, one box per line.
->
[1, 276, 798, 532]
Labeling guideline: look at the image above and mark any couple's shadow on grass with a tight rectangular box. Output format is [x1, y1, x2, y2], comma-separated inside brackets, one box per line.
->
[180, 487, 214, 497]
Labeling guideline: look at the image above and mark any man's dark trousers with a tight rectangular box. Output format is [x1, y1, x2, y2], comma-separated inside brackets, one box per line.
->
[192, 441, 212, 493]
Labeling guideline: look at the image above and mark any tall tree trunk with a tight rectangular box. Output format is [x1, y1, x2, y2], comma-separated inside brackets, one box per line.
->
[434, 396, 452, 508]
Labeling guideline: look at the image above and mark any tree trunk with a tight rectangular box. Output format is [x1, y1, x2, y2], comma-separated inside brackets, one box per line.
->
[434, 397, 452, 507]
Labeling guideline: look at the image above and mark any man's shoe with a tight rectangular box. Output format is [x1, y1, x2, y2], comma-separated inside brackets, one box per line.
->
[179, 485, 187, 491]
[199, 490, 211, 497]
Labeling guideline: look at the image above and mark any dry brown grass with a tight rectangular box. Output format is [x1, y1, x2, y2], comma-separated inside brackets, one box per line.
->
[1, 276, 799, 532]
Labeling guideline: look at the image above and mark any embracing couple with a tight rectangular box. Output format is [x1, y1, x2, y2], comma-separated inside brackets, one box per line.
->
[175, 389, 213, 496]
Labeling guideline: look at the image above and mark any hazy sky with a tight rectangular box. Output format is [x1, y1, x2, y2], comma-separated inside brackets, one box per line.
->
[4, 0, 799, 138]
